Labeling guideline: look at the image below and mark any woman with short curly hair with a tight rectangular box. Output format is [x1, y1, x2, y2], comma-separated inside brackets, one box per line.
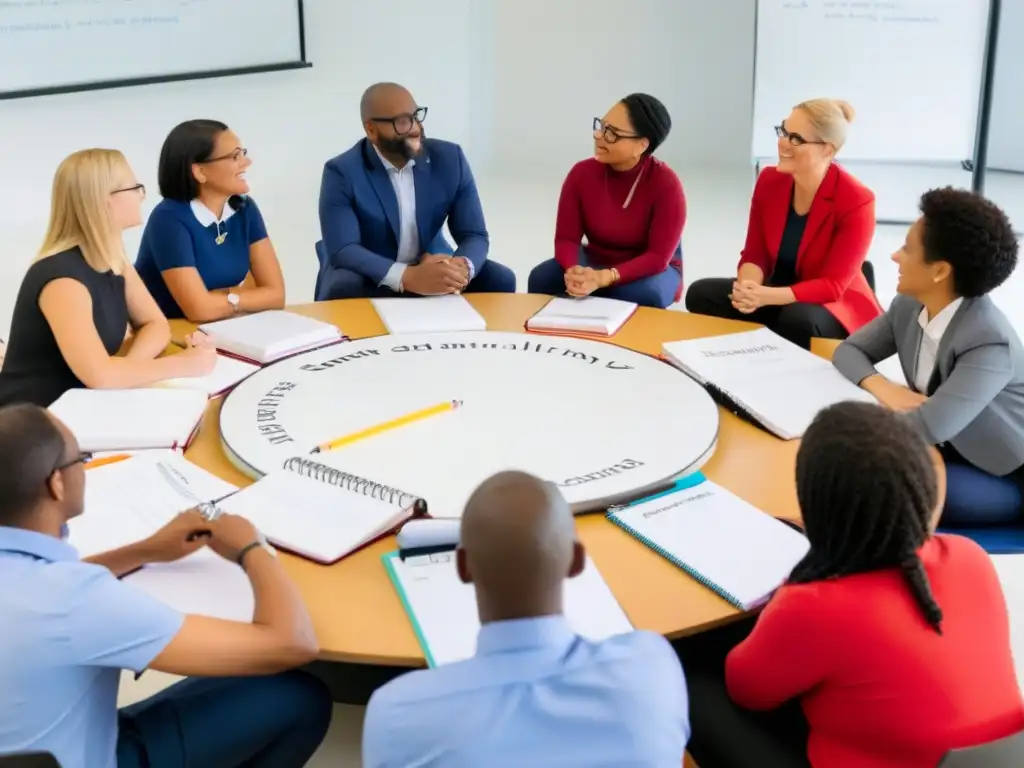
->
[833, 187, 1024, 527]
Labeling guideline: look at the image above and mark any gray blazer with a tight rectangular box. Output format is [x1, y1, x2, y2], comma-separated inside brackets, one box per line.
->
[833, 294, 1024, 476]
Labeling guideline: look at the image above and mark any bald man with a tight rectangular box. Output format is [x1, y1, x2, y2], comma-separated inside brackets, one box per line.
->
[362, 471, 689, 767]
[316, 82, 516, 301]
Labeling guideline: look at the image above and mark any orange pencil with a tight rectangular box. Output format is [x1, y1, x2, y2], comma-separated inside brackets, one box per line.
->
[84, 453, 132, 470]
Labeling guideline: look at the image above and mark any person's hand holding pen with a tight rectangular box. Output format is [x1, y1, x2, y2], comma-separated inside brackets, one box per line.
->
[139, 509, 213, 563]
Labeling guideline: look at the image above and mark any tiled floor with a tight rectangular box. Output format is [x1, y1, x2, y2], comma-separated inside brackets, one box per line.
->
[116, 169, 1024, 765]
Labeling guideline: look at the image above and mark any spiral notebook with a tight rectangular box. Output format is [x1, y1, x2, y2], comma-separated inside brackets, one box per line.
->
[661, 328, 875, 440]
[219, 456, 427, 563]
[607, 473, 809, 610]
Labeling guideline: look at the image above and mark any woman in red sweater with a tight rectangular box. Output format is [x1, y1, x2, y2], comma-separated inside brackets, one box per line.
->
[686, 98, 881, 349]
[526, 93, 685, 308]
[680, 401, 1024, 768]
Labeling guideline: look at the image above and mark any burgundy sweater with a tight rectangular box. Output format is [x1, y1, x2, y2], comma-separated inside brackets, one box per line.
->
[554, 156, 686, 283]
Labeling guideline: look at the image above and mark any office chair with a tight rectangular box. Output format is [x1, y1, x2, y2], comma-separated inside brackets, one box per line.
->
[861, 261, 876, 292]
[0, 752, 61, 767]
[940, 729, 1024, 765]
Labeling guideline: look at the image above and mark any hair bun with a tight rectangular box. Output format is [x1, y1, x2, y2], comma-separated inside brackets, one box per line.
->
[834, 100, 856, 123]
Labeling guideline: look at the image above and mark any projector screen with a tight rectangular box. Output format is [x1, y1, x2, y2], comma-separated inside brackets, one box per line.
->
[0, 0, 308, 99]
[752, 0, 991, 164]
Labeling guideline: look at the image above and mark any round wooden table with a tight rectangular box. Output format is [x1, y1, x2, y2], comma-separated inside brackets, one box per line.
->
[176, 294, 804, 666]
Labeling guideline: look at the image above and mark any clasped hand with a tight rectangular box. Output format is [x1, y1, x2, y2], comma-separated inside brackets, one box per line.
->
[729, 280, 765, 314]
[403, 254, 470, 296]
[564, 266, 612, 298]
[142, 509, 261, 565]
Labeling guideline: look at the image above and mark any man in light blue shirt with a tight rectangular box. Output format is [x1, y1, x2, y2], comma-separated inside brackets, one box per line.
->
[0, 404, 331, 768]
[363, 471, 690, 767]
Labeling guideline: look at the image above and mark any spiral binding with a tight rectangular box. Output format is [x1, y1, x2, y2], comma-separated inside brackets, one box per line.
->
[606, 512, 744, 610]
[282, 457, 421, 508]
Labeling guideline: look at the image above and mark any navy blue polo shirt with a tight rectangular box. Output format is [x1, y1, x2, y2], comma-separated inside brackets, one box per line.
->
[135, 197, 269, 319]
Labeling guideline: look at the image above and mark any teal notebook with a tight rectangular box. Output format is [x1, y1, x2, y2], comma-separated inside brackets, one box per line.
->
[382, 549, 633, 667]
[607, 473, 809, 610]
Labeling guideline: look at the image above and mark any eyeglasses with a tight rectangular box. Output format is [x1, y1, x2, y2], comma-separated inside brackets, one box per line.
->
[593, 117, 642, 144]
[53, 451, 92, 472]
[112, 183, 146, 198]
[202, 148, 249, 164]
[370, 107, 428, 136]
[775, 123, 827, 147]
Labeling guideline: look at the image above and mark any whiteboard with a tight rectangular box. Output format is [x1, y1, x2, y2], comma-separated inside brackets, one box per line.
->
[0, 0, 304, 97]
[986, 0, 1024, 172]
[752, 0, 991, 163]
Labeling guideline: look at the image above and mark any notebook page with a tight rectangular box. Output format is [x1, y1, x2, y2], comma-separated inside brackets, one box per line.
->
[153, 354, 259, 396]
[529, 297, 637, 334]
[610, 480, 809, 610]
[386, 552, 632, 666]
[220, 470, 407, 562]
[69, 451, 238, 558]
[200, 310, 342, 362]
[48, 388, 209, 451]
[371, 295, 487, 334]
[127, 548, 254, 622]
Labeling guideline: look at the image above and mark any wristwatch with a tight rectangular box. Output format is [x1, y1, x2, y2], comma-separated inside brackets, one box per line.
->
[236, 531, 276, 569]
[227, 293, 240, 313]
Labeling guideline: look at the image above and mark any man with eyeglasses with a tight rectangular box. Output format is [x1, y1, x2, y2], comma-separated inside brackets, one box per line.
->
[316, 81, 516, 300]
[0, 403, 332, 768]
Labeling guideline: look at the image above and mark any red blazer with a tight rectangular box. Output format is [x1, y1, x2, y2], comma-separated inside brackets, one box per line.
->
[739, 163, 882, 333]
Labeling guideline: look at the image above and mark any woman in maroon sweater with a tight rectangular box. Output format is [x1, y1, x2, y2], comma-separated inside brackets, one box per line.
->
[680, 401, 1024, 768]
[527, 93, 686, 308]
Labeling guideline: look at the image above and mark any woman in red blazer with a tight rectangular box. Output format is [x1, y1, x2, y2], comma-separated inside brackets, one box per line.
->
[677, 402, 1024, 768]
[686, 98, 882, 348]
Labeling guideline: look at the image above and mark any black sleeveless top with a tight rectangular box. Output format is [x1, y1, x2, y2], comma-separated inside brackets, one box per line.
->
[0, 248, 128, 407]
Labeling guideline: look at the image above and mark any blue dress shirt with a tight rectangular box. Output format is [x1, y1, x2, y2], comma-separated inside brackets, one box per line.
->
[135, 196, 269, 319]
[363, 616, 689, 767]
[0, 527, 183, 768]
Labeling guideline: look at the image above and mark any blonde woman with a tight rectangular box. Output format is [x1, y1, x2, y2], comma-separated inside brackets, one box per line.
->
[0, 149, 216, 407]
[685, 98, 882, 349]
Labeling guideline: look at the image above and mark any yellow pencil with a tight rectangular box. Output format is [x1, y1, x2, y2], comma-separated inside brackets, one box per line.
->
[312, 399, 462, 453]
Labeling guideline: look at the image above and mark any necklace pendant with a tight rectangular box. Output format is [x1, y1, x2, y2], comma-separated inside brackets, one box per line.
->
[215, 232, 227, 245]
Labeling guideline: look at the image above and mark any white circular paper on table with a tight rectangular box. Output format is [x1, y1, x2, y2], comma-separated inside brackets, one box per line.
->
[219, 331, 720, 517]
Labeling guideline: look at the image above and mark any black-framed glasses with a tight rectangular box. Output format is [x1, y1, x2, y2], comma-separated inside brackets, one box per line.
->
[202, 148, 249, 164]
[775, 123, 827, 147]
[593, 117, 642, 144]
[54, 451, 92, 473]
[370, 107, 427, 135]
[112, 183, 146, 197]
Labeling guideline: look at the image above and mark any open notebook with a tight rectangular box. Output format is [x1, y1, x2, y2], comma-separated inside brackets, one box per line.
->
[68, 451, 253, 621]
[219, 456, 427, 563]
[48, 388, 209, 451]
[527, 296, 638, 337]
[384, 550, 632, 666]
[371, 295, 487, 334]
[662, 327, 876, 439]
[153, 354, 259, 397]
[198, 310, 344, 364]
[607, 474, 809, 610]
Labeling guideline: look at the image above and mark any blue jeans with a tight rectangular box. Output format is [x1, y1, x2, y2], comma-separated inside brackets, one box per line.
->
[116, 671, 332, 768]
[318, 259, 516, 300]
[941, 460, 1024, 527]
[527, 250, 682, 308]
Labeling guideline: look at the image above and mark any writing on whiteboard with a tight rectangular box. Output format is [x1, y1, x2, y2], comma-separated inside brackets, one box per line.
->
[779, 1, 939, 23]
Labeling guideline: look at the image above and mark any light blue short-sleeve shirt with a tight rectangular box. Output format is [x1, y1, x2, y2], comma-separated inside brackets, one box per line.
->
[0, 527, 183, 768]
[363, 616, 690, 767]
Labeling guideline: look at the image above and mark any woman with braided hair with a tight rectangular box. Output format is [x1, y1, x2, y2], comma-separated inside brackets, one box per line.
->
[679, 401, 1023, 768]
[527, 93, 686, 308]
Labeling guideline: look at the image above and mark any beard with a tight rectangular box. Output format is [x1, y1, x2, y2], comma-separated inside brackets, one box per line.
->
[378, 129, 425, 160]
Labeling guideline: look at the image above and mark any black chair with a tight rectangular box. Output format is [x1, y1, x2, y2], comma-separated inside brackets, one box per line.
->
[861, 261, 876, 292]
[940, 730, 1024, 765]
[0, 753, 61, 767]
[314, 239, 328, 301]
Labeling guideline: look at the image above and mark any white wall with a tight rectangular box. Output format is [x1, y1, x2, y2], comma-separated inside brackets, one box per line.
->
[0, 0, 756, 334]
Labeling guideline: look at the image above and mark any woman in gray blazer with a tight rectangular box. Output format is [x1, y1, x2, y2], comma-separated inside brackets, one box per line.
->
[833, 187, 1024, 528]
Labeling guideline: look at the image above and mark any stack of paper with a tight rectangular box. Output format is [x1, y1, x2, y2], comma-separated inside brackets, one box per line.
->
[153, 354, 259, 397]
[608, 475, 810, 610]
[49, 388, 209, 451]
[527, 296, 638, 336]
[662, 327, 876, 439]
[372, 295, 486, 334]
[199, 310, 344, 364]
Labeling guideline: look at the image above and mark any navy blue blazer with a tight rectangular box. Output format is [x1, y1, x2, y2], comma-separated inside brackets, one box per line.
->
[317, 138, 489, 287]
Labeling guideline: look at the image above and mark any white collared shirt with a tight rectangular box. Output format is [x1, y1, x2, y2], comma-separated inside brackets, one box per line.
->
[189, 199, 236, 227]
[373, 146, 418, 291]
[914, 297, 963, 393]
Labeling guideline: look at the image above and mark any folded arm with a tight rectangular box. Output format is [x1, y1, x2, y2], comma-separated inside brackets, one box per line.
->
[319, 164, 398, 286]
[613, 174, 686, 284]
[554, 167, 585, 270]
[447, 146, 489, 277]
[833, 311, 899, 385]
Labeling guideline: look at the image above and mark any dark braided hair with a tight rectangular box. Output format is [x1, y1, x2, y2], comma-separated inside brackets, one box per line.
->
[791, 401, 943, 633]
[919, 187, 1018, 297]
[619, 93, 671, 156]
